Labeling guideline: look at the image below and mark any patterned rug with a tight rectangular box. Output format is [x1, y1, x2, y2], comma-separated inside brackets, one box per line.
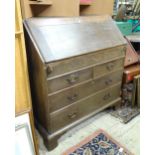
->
[62, 129, 133, 155]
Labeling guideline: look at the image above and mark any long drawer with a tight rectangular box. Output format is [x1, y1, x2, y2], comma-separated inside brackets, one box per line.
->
[48, 69, 123, 113]
[49, 83, 121, 132]
[47, 58, 124, 93]
[46, 46, 125, 78]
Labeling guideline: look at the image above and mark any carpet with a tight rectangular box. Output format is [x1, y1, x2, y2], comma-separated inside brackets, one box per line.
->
[62, 129, 133, 155]
[111, 107, 140, 124]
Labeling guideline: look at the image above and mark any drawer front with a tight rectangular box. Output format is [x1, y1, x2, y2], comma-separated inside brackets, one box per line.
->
[47, 68, 93, 93]
[49, 83, 121, 132]
[48, 69, 123, 113]
[47, 58, 124, 93]
[93, 58, 124, 78]
[46, 46, 125, 78]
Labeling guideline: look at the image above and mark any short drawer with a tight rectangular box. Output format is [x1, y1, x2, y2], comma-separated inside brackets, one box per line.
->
[47, 58, 124, 93]
[49, 83, 121, 132]
[46, 46, 125, 78]
[47, 68, 93, 93]
[93, 58, 124, 78]
[48, 69, 123, 113]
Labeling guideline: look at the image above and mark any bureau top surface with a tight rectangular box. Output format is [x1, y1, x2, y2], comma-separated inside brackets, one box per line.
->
[24, 15, 126, 63]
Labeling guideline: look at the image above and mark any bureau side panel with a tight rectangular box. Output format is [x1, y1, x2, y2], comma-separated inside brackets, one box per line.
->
[24, 28, 50, 131]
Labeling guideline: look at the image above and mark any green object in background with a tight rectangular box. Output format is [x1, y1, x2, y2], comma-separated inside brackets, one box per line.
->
[128, 19, 140, 32]
[116, 21, 132, 36]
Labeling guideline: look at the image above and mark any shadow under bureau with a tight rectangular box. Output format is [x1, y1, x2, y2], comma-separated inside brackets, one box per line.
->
[24, 15, 127, 150]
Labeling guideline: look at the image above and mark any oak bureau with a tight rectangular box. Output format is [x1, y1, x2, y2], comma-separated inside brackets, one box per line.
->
[24, 15, 126, 150]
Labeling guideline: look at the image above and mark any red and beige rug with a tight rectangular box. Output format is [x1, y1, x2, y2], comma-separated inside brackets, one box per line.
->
[62, 129, 133, 155]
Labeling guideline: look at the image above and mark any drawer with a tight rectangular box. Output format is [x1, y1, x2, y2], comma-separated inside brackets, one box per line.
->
[48, 69, 123, 113]
[47, 58, 124, 93]
[49, 83, 121, 132]
[46, 46, 125, 78]
[47, 68, 93, 93]
[93, 58, 124, 78]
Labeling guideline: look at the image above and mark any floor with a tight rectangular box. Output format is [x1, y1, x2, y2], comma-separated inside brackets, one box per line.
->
[37, 110, 140, 155]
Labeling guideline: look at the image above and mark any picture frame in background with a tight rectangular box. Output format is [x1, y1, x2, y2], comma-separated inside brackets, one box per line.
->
[15, 123, 35, 155]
